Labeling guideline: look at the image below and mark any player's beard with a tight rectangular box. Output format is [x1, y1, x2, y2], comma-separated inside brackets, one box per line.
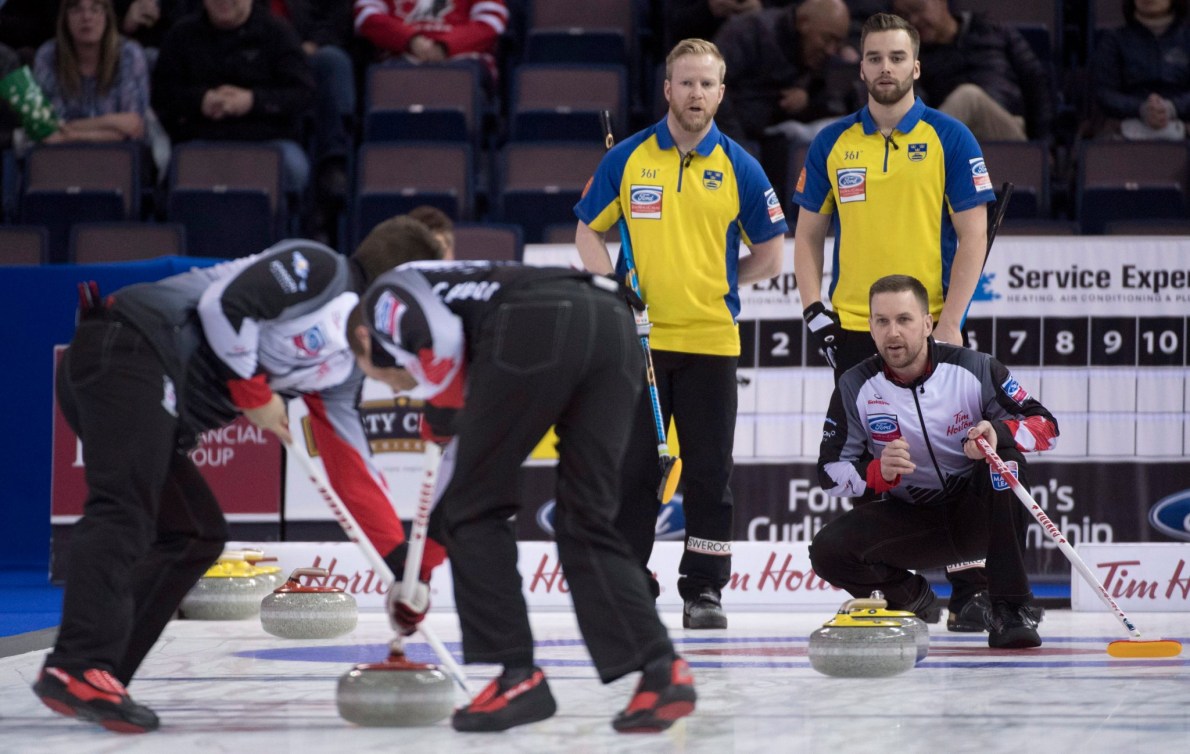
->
[671, 100, 715, 134]
[866, 74, 915, 107]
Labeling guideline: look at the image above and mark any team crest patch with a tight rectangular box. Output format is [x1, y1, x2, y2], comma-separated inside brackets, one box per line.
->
[836, 168, 867, 203]
[1001, 375, 1029, 405]
[374, 290, 407, 339]
[990, 459, 1020, 491]
[765, 188, 785, 223]
[293, 325, 326, 357]
[907, 143, 927, 162]
[702, 170, 723, 190]
[969, 157, 993, 192]
[868, 413, 901, 443]
[629, 184, 663, 219]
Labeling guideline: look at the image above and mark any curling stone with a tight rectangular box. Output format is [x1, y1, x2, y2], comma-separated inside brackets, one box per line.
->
[336, 652, 454, 727]
[238, 549, 284, 593]
[808, 595, 921, 678]
[260, 567, 358, 640]
[842, 592, 930, 663]
[179, 559, 264, 620]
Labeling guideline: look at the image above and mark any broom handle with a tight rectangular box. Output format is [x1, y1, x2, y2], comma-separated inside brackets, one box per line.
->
[974, 437, 1142, 640]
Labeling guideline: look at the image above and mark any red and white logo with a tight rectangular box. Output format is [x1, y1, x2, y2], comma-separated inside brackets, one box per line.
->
[373, 290, 406, 339]
[629, 185, 663, 219]
[836, 168, 867, 203]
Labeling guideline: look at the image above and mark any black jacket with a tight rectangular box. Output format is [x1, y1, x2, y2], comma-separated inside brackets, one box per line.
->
[151, 3, 315, 143]
[1092, 18, 1190, 119]
[915, 12, 1053, 140]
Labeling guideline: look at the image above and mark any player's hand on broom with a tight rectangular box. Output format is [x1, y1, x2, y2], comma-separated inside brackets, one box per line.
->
[242, 393, 292, 445]
[803, 301, 841, 369]
[388, 580, 431, 636]
[963, 421, 998, 462]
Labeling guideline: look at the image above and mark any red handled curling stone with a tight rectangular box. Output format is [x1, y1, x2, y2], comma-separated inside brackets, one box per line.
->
[260, 567, 358, 640]
[336, 646, 454, 727]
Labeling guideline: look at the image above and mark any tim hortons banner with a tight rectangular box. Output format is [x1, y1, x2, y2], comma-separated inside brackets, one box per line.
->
[226, 540, 846, 611]
[1071, 543, 1190, 612]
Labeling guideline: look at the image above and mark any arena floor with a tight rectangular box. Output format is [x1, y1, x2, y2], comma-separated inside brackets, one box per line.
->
[1, 606, 1187, 753]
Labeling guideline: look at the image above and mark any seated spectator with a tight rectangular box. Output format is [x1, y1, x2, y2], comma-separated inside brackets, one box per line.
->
[1091, 0, 1189, 141]
[0, 42, 20, 151]
[408, 203, 455, 259]
[268, 1, 355, 215]
[715, 0, 857, 145]
[115, 0, 200, 66]
[151, 0, 315, 197]
[666, 1, 789, 51]
[0, 0, 59, 64]
[32, 0, 150, 148]
[891, 0, 1053, 142]
[352, 0, 508, 85]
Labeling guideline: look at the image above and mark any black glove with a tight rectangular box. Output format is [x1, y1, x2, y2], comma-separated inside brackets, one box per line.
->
[803, 301, 841, 369]
[605, 272, 646, 313]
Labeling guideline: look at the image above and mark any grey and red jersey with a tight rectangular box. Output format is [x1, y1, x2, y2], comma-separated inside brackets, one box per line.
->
[362, 261, 598, 404]
[818, 340, 1059, 505]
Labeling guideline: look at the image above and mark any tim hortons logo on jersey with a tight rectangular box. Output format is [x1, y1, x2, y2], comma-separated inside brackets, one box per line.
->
[867, 413, 901, 443]
[765, 188, 785, 222]
[629, 185, 663, 219]
[702, 169, 723, 190]
[836, 168, 867, 203]
[374, 290, 406, 339]
[292, 325, 326, 357]
[990, 459, 1020, 491]
[1000, 375, 1029, 405]
[907, 143, 927, 162]
[969, 157, 993, 192]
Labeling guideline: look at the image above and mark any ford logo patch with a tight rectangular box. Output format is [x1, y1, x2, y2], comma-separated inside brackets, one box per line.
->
[839, 173, 864, 188]
[631, 188, 661, 203]
[1149, 489, 1190, 541]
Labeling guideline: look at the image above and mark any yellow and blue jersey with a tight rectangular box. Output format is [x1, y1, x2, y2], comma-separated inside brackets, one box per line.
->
[575, 116, 788, 356]
[793, 98, 995, 331]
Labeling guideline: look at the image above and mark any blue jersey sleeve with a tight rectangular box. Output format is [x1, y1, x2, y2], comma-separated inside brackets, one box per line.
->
[936, 116, 996, 213]
[792, 122, 846, 214]
[731, 145, 789, 244]
[574, 138, 635, 231]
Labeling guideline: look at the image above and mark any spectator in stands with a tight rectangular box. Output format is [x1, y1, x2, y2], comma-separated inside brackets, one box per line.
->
[408, 204, 455, 259]
[115, 1, 198, 65]
[666, 1, 796, 51]
[33, 0, 150, 148]
[1091, 0, 1189, 140]
[715, 0, 857, 145]
[151, 0, 315, 197]
[891, 0, 1053, 141]
[269, 1, 357, 242]
[0, 0, 58, 64]
[352, 0, 508, 86]
[0, 42, 20, 151]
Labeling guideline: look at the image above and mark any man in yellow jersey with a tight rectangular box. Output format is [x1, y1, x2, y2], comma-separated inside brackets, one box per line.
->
[792, 12, 996, 631]
[575, 38, 786, 629]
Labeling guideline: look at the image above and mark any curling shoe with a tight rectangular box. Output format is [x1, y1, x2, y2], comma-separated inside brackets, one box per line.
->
[613, 655, 696, 733]
[902, 585, 943, 624]
[988, 601, 1043, 649]
[33, 666, 159, 733]
[683, 587, 727, 629]
[451, 666, 557, 732]
[947, 590, 994, 632]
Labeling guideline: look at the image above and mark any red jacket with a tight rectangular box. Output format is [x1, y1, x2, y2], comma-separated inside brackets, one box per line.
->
[353, 0, 507, 57]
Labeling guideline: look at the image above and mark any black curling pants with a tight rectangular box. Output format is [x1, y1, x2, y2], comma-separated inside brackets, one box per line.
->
[50, 318, 227, 685]
[808, 447, 1035, 609]
[439, 279, 674, 682]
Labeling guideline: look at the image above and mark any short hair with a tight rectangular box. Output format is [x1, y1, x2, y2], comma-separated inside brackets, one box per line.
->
[350, 215, 442, 284]
[869, 274, 930, 313]
[407, 205, 453, 235]
[665, 38, 726, 83]
[861, 12, 920, 59]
